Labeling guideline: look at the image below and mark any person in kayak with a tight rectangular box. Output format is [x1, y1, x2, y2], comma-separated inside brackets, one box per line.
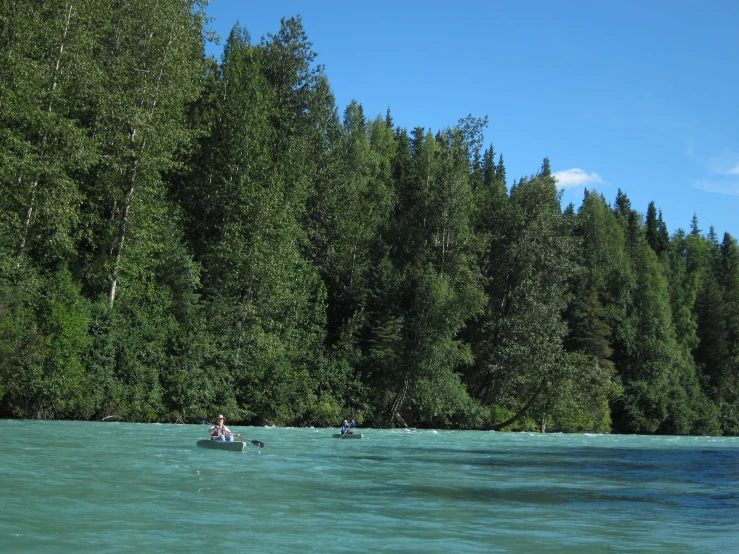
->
[340, 418, 356, 435]
[210, 415, 235, 441]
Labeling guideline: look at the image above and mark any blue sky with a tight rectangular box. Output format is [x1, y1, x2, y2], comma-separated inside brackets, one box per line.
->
[203, 0, 739, 239]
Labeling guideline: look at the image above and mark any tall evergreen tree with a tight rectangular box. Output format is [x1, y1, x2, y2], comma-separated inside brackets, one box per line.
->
[366, 126, 485, 426]
[656, 210, 670, 255]
[645, 201, 660, 254]
[467, 165, 590, 430]
[177, 20, 338, 424]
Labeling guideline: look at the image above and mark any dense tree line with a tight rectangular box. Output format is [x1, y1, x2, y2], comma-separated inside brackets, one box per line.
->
[1, 4, 737, 434]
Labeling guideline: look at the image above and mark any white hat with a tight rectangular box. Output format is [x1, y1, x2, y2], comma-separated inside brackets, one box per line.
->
[216, 415, 225, 420]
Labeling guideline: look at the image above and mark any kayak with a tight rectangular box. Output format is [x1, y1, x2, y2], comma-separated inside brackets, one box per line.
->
[332, 433, 364, 439]
[197, 439, 246, 452]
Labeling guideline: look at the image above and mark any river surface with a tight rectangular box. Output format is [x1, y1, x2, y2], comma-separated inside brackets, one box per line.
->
[0, 420, 737, 553]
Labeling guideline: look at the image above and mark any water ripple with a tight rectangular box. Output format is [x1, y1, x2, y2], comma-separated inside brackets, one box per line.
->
[1, 421, 737, 552]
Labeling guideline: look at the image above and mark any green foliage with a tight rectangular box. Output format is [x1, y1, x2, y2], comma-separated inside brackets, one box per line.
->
[0, 5, 732, 434]
[719, 400, 739, 436]
[305, 394, 343, 427]
[486, 404, 539, 432]
[466, 168, 576, 431]
[0, 265, 91, 418]
[368, 127, 485, 425]
[410, 372, 485, 428]
[0, 0, 98, 271]
[541, 352, 617, 433]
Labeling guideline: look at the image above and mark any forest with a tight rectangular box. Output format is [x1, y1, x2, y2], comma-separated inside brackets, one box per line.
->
[1, 1, 737, 435]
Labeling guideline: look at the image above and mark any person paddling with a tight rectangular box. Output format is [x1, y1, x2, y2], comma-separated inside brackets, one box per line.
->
[340, 418, 356, 436]
[210, 415, 235, 441]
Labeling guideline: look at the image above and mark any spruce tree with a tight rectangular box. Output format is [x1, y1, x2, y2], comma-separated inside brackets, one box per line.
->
[646, 201, 660, 254]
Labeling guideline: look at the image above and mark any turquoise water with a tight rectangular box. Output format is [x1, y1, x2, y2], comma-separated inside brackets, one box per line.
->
[1, 420, 737, 553]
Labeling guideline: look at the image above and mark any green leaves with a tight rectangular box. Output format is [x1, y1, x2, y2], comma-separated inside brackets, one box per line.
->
[0, 6, 735, 433]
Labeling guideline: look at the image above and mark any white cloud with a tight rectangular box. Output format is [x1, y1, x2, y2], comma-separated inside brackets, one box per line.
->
[707, 150, 739, 176]
[694, 179, 739, 196]
[552, 168, 604, 189]
[692, 149, 739, 196]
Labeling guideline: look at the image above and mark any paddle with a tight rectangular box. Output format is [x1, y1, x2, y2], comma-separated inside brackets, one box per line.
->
[341, 409, 361, 438]
[233, 434, 264, 449]
[195, 418, 264, 448]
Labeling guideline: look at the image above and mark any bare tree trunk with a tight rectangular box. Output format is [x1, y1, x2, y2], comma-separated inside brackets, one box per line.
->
[389, 377, 409, 428]
[392, 411, 409, 429]
[18, 2, 74, 259]
[107, 12, 179, 309]
[108, 156, 140, 308]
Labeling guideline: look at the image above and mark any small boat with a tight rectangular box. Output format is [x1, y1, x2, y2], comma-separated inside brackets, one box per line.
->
[197, 439, 246, 452]
[332, 433, 364, 439]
